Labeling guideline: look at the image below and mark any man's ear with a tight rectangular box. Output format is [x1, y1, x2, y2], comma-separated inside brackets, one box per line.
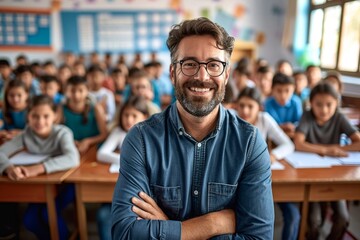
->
[170, 64, 175, 85]
[224, 67, 231, 85]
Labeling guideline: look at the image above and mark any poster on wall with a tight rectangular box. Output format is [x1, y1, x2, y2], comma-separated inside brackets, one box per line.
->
[61, 10, 177, 53]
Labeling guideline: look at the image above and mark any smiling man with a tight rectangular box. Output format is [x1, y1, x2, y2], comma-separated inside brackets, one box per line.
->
[111, 17, 274, 239]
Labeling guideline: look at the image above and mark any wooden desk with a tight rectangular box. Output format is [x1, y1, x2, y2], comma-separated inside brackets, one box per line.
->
[272, 160, 360, 240]
[0, 168, 76, 240]
[65, 146, 118, 240]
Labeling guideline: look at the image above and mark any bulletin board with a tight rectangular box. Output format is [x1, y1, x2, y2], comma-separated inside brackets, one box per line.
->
[60, 10, 178, 54]
[0, 9, 51, 50]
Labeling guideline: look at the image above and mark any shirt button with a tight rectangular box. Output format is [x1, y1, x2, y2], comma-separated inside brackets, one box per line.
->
[197, 143, 202, 148]
[179, 131, 183, 135]
[194, 190, 199, 196]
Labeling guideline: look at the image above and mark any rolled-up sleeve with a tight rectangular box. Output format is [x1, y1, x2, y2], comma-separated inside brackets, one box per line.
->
[234, 129, 274, 239]
[111, 126, 182, 240]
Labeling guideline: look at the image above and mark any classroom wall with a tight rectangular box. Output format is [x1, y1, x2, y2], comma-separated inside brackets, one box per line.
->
[0, 0, 295, 67]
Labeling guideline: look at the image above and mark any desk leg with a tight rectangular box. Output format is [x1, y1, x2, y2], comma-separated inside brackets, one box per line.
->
[46, 184, 59, 240]
[298, 185, 310, 240]
[75, 184, 88, 240]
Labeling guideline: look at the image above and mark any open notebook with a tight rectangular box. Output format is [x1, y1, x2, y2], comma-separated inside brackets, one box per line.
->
[10, 151, 50, 165]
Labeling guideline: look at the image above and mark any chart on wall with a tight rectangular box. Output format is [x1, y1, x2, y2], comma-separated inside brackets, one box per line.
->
[0, 12, 51, 47]
[61, 10, 178, 54]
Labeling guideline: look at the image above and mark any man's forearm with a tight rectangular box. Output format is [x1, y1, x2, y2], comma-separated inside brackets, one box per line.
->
[181, 209, 235, 240]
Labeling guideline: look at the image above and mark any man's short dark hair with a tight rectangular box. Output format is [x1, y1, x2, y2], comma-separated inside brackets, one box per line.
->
[166, 17, 235, 63]
[272, 73, 294, 88]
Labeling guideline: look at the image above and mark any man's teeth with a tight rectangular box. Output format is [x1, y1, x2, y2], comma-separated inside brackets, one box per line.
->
[190, 87, 210, 92]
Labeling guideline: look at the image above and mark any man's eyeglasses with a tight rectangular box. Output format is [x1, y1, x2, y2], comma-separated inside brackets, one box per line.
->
[173, 59, 227, 77]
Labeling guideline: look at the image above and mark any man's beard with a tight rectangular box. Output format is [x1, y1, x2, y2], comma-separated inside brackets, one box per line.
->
[174, 76, 225, 117]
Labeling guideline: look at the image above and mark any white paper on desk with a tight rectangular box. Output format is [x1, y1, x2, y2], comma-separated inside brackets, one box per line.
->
[337, 152, 360, 165]
[109, 163, 120, 173]
[271, 161, 285, 170]
[285, 152, 332, 168]
[10, 151, 49, 165]
[322, 156, 342, 166]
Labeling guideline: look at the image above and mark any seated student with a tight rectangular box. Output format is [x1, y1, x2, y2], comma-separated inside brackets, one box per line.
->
[87, 65, 116, 122]
[39, 75, 64, 105]
[0, 80, 29, 143]
[323, 71, 343, 95]
[96, 96, 149, 240]
[255, 65, 274, 102]
[264, 73, 303, 138]
[143, 62, 161, 107]
[153, 61, 174, 108]
[15, 65, 41, 98]
[306, 64, 322, 89]
[58, 64, 72, 93]
[30, 62, 43, 79]
[294, 83, 360, 240]
[231, 64, 255, 97]
[15, 54, 27, 68]
[73, 61, 86, 77]
[42, 60, 58, 76]
[128, 70, 161, 115]
[59, 76, 108, 154]
[236, 87, 298, 240]
[293, 71, 311, 110]
[0, 95, 80, 240]
[0, 59, 14, 106]
[276, 59, 293, 77]
[111, 67, 127, 105]
[222, 83, 235, 110]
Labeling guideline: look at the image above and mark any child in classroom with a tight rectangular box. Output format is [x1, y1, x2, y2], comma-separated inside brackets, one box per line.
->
[0, 80, 29, 143]
[264, 72, 303, 138]
[111, 67, 127, 105]
[236, 87, 298, 240]
[0, 94, 80, 240]
[306, 64, 322, 89]
[15, 64, 41, 98]
[96, 95, 149, 240]
[42, 60, 58, 76]
[323, 71, 343, 95]
[39, 75, 64, 105]
[58, 64, 72, 93]
[59, 75, 108, 154]
[128, 70, 161, 115]
[86, 65, 116, 122]
[73, 61, 86, 77]
[294, 83, 360, 239]
[231, 64, 255, 98]
[293, 71, 310, 102]
[0, 59, 14, 104]
[276, 59, 293, 76]
[255, 65, 273, 103]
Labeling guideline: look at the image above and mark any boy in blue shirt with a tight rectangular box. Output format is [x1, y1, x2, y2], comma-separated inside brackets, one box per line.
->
[264, 72, 303, 138]
[39, 75, 64, 105]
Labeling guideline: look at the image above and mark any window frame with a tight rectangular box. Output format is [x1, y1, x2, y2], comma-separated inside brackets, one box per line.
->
[308, 0, 360, 77]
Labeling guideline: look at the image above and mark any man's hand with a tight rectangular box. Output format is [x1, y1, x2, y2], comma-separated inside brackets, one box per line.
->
[131, 191, 169, 220]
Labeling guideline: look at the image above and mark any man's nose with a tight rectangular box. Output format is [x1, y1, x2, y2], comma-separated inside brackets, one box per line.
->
[195, 65, 210, 80]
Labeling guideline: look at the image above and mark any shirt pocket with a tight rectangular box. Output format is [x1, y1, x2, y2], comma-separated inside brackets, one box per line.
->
[150, 184, 181, 220]
[208, 182, 238, 212]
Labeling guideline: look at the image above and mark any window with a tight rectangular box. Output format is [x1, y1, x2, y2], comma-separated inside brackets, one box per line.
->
[308, 0, 360, 77]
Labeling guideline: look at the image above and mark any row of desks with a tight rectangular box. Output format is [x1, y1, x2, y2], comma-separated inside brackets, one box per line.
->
[1, 146, 360, 240]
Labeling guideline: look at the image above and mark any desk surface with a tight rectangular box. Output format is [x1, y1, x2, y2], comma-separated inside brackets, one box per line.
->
[272, 160, 360, 184]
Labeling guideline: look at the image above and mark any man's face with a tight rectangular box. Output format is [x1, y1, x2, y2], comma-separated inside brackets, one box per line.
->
[170, 35, 230, 117]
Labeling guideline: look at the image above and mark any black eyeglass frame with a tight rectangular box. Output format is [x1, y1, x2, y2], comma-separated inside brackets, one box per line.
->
[173, 59, 227, 77]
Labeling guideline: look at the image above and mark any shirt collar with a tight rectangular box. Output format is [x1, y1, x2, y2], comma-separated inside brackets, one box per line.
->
[170, 102, 225, 136]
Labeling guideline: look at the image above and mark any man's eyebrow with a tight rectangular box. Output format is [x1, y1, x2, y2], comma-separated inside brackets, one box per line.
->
[180, 56, 224, 62]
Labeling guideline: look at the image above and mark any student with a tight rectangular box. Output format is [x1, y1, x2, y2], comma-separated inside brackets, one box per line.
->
[58, 64, 72, 93]
[293, 71, 310, 102]
[15, 65, 41, 98]
[323, 71, 343, 94]
[87, 65, 116, 122]
[231, 64, 255, 97]
[255, 65, 273, 102]
[30, 61, 43, 79]
[15, 54, 27, 68]
[306, 64, 322, 89]
[60, 76, 107, 154]
[73, 61, 86, 77]
[39, 75, 64, 105]
[0, 80, 29, 142]
[294, 83, 360, 240]
[276, 59, 293, 76]
[128, 70, 161, 115]
[42, 60, 58, 76]
[153, 61, 174, 108]
[264, 73, 303, 138]
[96, 96, 149, 240]
[0, 95, 80, 240]
[111, 67, 127, 105]
[0, 59, 14, 105]
[236, 87, 299, 240]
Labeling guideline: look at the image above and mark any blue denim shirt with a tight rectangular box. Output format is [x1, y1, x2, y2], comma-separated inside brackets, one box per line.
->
[111, 103, 274, 239]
